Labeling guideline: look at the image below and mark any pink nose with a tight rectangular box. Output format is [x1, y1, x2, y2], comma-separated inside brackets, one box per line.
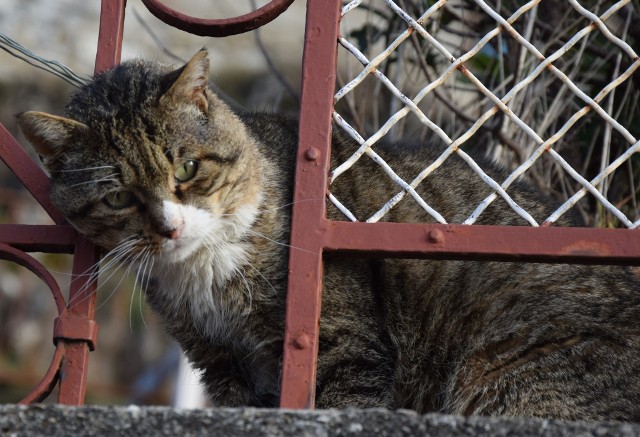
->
[160, 222, 184, 240]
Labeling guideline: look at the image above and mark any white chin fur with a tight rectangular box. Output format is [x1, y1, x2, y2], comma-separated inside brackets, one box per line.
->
[148, 199, 260, 337]
[157, 200, 258, 272]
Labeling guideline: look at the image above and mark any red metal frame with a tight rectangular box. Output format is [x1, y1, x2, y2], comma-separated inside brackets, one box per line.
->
[140, 0, 295, 37]
[0, 0, 300, 407]
[279, 0, 640, 408]
[2, 0, 638, 408]
[0, 0, 125, 405]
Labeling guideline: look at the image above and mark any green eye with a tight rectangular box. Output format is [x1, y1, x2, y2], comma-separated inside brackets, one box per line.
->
[175, 160, 198, 182]
[104, 190, 135, 209]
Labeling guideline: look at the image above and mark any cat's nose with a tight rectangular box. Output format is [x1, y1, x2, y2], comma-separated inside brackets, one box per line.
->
[159, 223, 184, 240]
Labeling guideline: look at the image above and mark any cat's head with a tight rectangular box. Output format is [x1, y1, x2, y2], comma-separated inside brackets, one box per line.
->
[18, 50, 262, 269]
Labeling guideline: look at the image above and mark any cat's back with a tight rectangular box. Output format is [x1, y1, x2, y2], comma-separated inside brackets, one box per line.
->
[235, 108, 640, 419]
[319, 130, 640, 419]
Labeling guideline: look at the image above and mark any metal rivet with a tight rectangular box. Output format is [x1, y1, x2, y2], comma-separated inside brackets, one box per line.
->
[304, 147, 319, 161]
[427, 229, 444, 244]
[292, 333, 311, 350]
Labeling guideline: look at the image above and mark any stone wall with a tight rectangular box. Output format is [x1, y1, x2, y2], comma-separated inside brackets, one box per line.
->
[2, 405, 640, 437]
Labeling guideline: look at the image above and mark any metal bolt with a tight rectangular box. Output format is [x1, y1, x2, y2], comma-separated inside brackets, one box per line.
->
[292, 333, 311, 350]
[304, 147, 319, 161]
[427, 229, 444, 244]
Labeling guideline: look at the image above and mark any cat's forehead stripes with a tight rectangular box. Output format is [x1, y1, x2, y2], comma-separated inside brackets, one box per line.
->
[174, 143, 239, 165]
[100, 121, 172, 185]
[164, 149, 174, 164]
[200, 151, 241, 166]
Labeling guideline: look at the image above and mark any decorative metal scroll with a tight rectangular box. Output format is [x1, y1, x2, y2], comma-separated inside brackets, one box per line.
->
[0, 0, 295, 406]
[140, 0, 295, 36]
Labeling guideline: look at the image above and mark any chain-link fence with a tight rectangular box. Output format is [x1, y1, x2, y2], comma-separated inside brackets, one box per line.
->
[332, 0, 639, 227]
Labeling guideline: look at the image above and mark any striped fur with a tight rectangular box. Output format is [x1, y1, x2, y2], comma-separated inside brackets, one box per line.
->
[18, 51, 640, 420]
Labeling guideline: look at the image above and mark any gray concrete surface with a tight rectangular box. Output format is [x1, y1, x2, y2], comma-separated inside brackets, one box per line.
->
[1, 405, 640, 436]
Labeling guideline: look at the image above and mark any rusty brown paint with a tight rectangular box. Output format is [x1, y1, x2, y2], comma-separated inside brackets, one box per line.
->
[0, 224, 76, 253]
[140, 0, 294, 37]
[304, 147, 320, 161]
[94, 0, 126, 75]
[54, 315, 99, 352]
[322, 221, 640, 265]
[0, 243, 66, 314]
[427, 229, 444, 244]
[58, 343, 92, 405]
[57, 235, 100, 405]
[0, 124, 64, 224]
[279, 0, 342, 410]
[19, 344, 64, 404]
[54, 0, 125, 405]
[292, 333, 311, 350]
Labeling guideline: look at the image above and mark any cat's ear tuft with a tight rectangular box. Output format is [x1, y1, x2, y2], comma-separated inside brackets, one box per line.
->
[17, 111, 88, 162]
[163, 49, 210, 114]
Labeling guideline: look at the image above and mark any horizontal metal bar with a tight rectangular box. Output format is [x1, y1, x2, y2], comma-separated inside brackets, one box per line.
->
[0, 224, 77, 253]
[322, 221, 640, 265]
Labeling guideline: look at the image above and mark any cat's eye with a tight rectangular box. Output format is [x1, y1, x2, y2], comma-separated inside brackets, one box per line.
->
[175, 160, 198, 182]
[104, 190, 135, 209]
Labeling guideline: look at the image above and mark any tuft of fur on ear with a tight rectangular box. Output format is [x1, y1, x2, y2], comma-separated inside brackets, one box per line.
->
[163, 49, 210, 114]
[17, 111, 88, 166]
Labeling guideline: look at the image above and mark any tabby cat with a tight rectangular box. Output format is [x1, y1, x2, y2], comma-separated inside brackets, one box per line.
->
[18, 50, 640, 420]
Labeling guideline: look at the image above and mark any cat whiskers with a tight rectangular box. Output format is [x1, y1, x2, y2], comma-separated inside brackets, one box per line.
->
[66, 236, 140, 301]
[67, 174, 120, 188]
[54, 165, 117, 173]
[214, 217, 314, 255]
[131, 248, 154, 331]
[244, 262, 279, 299]
[216, 198, 323, 217]
[93, 248, 146, 312]
[66, 236, 143, 309]
[200, 234, 254, 312]
[138, 250, 155, 328]
[200, 232, 279, 307]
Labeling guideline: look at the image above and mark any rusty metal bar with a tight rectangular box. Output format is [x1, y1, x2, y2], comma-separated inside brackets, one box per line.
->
[94, 0, 126, 75]
[56, 235, 100, 405]
[323, 221, 640, 265]
[0, 124, 64, 224]
[140, 0, 294, 37]
[280, 0, 342, 409]
[52, 0, 126, 405]
[0, 224, 76, 253]
[281, 0, 640, 410]
[18, 344, 64, 404]
[0, 243, 66, 314]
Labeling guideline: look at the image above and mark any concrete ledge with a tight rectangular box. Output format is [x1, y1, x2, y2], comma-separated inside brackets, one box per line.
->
[1, 405, 639, 436]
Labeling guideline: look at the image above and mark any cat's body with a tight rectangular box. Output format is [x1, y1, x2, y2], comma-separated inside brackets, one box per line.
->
[18, 51, 640, 420]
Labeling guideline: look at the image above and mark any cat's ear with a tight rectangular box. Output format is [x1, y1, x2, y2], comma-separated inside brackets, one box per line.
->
[17, 111, 88, 164]
[162, 49, 210, 114]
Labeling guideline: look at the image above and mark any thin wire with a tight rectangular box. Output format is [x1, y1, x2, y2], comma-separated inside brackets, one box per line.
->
[0, 32, 89, 87]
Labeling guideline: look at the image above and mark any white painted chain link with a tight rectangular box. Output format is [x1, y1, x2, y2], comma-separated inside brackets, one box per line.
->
[332, 0, 639, 228]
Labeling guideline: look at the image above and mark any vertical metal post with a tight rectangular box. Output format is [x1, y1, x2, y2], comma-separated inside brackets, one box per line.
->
[280, 0, 341, 409]
[56, 0, 126, 405]
[56, 237, 100, 404]
[95, 0, 127, 74]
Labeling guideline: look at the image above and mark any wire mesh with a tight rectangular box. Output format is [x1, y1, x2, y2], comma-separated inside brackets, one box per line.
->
[333, 0, 640, 228]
